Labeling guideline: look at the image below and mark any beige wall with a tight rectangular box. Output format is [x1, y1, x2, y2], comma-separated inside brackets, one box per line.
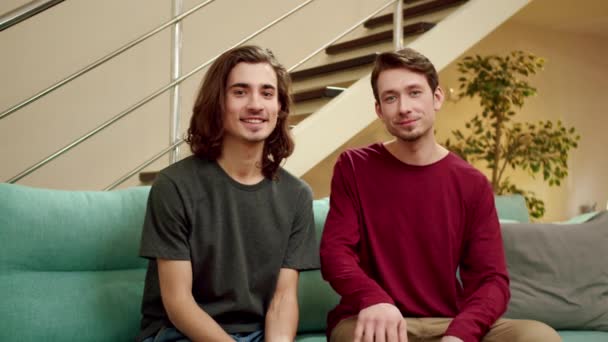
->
[437, 19, 608, 221]
[303, 17, 608, 222]
[0, 0, 390, 190]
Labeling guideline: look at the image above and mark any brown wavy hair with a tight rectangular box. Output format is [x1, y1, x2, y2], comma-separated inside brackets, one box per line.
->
[186, 45, 294, 180]
[371, 48, 439, 103]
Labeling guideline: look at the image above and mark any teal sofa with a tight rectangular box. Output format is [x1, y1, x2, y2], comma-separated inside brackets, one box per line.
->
[1, 183, 606, 341]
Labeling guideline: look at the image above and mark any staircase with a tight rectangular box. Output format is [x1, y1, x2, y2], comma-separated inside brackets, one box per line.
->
[288, 0, 466, 127]
[285, 0, 531, 198]
[1, 0, 532, 191]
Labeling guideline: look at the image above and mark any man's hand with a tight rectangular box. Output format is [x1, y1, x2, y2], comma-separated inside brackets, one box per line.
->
[441, 336, 464, 342]
[354, 303, 407, 342]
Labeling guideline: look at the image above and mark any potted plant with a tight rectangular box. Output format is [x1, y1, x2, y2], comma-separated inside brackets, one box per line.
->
[443, 51, 580, 219]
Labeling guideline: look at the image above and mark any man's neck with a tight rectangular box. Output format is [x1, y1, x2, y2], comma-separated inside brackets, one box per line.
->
[217, 138, 265, 185]
[384, 136, 448, 166]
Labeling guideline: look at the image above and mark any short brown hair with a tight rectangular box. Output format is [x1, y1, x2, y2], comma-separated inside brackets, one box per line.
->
[371, 48, 439, 102]
[186, 45, 294, 180]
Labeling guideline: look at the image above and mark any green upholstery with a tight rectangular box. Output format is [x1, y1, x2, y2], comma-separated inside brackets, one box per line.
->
[296, 197, 337, 337]
[494, 194, 530, 223]
[0, 184, 604, 341]
[558, 330, 608, 342]
[0, 183, 150, 341]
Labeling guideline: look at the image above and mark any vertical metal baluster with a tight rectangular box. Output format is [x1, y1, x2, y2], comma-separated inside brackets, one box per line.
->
[169, 0, 183, 164]
[393, 0, 403, 50]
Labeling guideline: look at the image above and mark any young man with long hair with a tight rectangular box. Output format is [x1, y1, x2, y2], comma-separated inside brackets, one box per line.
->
[137, 45, 318, 342]
[320, 48, 560, 342]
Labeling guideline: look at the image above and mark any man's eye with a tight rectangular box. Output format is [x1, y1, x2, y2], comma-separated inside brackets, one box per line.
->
[383, 95, 396, 103]
[410, 90, 422, 97]
[263, 91, 275, 98]
[233, 89, 245, 96]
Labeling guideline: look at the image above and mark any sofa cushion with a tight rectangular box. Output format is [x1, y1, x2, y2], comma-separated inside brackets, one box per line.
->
[0, 183, 151, 341]
[557, 330, 608, 342]
[1, 269, 146, 341]
[494, 194, 530, 223]
[296, 198, 340, 333]
[0, 183, 150, 271]
[502, 211, 608, 331]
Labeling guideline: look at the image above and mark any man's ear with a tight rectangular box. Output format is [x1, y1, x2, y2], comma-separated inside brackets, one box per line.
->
[375, 101, 383, 119]
[433, 86, 445, 111]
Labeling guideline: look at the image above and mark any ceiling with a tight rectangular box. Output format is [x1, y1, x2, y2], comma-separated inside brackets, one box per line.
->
[512, 0, 608, 37]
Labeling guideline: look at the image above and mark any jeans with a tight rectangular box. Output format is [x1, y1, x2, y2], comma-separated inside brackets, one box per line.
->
[143, 327, 264, 342]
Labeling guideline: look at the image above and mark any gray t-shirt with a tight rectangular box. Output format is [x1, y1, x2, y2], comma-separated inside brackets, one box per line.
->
[137, 156, 319, 341]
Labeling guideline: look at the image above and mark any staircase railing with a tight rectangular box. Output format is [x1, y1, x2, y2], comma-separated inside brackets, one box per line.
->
[105, 0, 399, 191]
[4, 0, 403, 190]
[5, 0, 315, 184]
[0, 0, 64, 32]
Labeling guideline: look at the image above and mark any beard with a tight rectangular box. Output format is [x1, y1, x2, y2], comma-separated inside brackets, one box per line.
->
[388, 124, 432, 142]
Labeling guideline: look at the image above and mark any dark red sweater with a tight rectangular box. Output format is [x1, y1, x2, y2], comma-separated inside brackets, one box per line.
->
[320, 144, 510, 342]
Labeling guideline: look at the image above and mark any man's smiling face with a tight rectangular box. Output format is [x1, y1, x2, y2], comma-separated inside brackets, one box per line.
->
[222, 62, 280, 146]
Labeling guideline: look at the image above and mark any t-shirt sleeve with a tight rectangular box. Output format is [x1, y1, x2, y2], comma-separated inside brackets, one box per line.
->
[139, 173, 191, 260]
[281, 184, 320, 271]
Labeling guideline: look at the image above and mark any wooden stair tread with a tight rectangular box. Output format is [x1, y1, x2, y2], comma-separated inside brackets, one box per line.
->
[364, 0, 467, 29]
[293, 86, 345, 102]
[326, 21, 435, 55]
[139, 171, 157, 184]
[290, 53, 378, 81]
[288, 113, 312, 127]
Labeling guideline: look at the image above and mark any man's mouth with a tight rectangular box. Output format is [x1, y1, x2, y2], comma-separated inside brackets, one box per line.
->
[241, 118, 266, 124]
[398, 118, 418, 125]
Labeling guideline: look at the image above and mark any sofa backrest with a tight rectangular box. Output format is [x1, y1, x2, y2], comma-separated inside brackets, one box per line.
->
[494, 194, 529, 223]
[298, 197, 340, 333]
[0, 183, 151, 341]
[0, 183, 150, 271]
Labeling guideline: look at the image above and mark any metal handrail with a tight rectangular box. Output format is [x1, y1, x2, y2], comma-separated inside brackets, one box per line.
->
[0, 0, 216, 121]
[7, 0, 315, 184]
[0, 0, 64, 32]
[106, 0, 399, 190]
[288, 0, 397, 72]
[104, 139, 185, 191]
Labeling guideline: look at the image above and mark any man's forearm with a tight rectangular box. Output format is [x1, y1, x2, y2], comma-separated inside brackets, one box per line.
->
[264, 291, 298, 342]
[165, 295, 234, 342]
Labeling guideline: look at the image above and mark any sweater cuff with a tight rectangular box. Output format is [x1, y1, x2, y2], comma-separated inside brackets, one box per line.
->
[444, 321, 478, 342]
[357, 295, 395, 312]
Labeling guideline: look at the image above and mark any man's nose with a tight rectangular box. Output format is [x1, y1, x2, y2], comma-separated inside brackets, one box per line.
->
[398, 97, 412, 115]
[247, 94, 263, 111]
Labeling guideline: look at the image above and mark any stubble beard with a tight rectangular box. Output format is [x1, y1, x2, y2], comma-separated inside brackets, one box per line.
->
[390, 124, 432, 142]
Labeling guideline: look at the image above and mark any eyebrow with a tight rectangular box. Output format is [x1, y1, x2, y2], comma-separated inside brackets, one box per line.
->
[228, 82, 276, 90]
[380, 84, 423, 97]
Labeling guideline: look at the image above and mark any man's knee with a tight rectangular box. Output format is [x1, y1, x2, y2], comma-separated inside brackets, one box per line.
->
[330, 317, 358, 342]
[516, 320, 560, 342]
[488, 319, 561, 342]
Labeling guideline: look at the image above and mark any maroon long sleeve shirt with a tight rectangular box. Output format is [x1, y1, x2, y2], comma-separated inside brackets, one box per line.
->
[320, 144, 510, 342]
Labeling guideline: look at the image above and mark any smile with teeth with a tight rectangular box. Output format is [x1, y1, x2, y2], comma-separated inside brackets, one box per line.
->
[241, 118, 267, 124]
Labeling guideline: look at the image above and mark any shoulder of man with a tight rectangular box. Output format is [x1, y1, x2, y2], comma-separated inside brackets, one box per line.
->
[156, 155, 212, 183]
[275, 167, 313, 196]
[336, 143, 385, 165]
[445, 153, 489, 185]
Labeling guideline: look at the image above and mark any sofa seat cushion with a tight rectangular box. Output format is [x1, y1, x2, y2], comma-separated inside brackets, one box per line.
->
[295, 333, 327, 341]
[557, 330, 608, 342]
[0, 269, 146, 341]
[297, 269, 340, 333]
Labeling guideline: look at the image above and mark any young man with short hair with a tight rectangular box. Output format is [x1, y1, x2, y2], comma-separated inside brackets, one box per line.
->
[320, 48, 560, 342]
[137, 45, 319, 342]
